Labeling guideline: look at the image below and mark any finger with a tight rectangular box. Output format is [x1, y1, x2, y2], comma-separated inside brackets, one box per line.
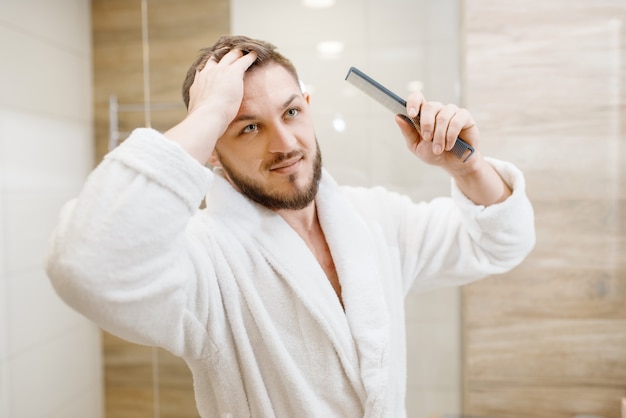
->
[195, 54, 217, 73]
[235, 50, 258, 71]
[419, 101, 443, 144]
[395, 115, 422, 152]
[215, 48, 246, 65]
[395, 114, 419, 138]
[405, 91, 425, 119]
[197, 48, 241, 72]
[431, 104, 458, 154]
[445, 108, 471, 150]
[195, 50, 257, 90]
[206, 49, 257, 75]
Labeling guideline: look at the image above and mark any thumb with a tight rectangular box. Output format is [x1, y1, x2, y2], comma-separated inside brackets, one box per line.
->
[395, 115, 422, 152]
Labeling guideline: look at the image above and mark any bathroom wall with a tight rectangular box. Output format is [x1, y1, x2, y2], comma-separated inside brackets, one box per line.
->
[4, 1, 622, 417]
[0, 1, 102, 417]
[8, 1, 621, 418]
[462, 1, 626, 417]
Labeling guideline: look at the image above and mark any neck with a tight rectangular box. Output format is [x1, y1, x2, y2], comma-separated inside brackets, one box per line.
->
[276, 201, 318, 235]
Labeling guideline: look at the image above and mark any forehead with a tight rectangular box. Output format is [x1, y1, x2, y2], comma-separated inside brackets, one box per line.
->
[241, 63, 302, 105]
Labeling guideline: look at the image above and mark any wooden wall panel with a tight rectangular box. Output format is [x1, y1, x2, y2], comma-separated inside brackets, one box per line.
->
[104, 332, 201, 418]
[92, 0, 229, 416]
[93, 0, 230, 162]
[462, 1, 626, 417]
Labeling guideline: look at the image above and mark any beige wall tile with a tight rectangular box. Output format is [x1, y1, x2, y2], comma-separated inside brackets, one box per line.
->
[462, 1, 626, 417]
[0, 0, 101, 416]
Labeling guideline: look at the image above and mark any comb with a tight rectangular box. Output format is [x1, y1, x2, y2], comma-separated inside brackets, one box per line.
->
[345, 66, 474, 162]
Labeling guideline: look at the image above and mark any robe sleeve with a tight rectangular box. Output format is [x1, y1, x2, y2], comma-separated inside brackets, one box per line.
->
[45, 128, 218, 358]
[343, 158, 535, 294]
[407, 157, 535, 292]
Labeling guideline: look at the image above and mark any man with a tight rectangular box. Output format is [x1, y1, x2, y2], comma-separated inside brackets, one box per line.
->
[46, 35, 535, 417]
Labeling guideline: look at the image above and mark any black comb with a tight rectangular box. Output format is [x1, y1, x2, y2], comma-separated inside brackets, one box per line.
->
[345, 66, 474, 162]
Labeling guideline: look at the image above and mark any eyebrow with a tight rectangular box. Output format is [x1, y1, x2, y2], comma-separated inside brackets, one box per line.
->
[231, 93, 301, 124]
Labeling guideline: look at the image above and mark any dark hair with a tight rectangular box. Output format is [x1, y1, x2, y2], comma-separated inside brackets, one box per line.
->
[182, 35, 301, 109]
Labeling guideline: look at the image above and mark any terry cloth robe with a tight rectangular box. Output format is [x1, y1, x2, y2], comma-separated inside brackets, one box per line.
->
[45, 128, 535, 418]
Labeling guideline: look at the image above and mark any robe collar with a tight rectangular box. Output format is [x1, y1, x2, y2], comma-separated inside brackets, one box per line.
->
[205, 168, 390, 416]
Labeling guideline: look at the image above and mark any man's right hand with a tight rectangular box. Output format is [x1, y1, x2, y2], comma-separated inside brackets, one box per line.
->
[165, 49, 257, 165]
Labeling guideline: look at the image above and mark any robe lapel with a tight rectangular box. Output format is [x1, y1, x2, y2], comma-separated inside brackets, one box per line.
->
[205, 172, 364, 391]
[316, 170, 391, 417]
[205, 170, 390, 415]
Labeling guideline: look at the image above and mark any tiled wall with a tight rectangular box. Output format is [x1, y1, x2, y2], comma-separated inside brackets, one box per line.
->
[0, 0, 103, 417]
[462, 1, 626, 417]
[231, 1, 463, 416]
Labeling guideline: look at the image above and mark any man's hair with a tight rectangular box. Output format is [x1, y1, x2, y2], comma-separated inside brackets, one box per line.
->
[182, 35, 301, 109]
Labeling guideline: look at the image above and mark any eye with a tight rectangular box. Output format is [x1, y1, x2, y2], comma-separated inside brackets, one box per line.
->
[285, 108, 299, 119]
[240, 123, 258, 134]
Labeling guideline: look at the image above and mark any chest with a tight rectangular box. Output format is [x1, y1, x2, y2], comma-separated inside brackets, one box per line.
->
[304, 232, 343, 307]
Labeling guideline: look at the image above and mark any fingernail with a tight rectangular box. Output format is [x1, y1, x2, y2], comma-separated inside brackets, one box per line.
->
[433, 144, 442, 154]
[408, 107, 418, 118]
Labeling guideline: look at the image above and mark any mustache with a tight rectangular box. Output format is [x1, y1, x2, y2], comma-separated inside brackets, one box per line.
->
[263, 150, 305, 170]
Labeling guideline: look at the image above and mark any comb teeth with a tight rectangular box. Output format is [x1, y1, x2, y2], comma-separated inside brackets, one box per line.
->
[450, 139, 475, 162]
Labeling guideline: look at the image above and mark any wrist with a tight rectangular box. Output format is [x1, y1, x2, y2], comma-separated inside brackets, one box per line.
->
[446, 149, 485, 179]
[449, 153, 512, 206]
[164, 108, 227, 165]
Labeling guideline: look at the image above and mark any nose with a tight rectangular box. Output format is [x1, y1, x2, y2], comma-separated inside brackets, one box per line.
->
[267, 122, 298, 153]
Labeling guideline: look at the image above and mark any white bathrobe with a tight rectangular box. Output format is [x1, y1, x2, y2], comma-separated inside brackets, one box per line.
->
[46, 128, 535, 418]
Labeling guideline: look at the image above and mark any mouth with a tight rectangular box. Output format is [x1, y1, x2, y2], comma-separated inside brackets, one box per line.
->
[269, 156, 303, 174]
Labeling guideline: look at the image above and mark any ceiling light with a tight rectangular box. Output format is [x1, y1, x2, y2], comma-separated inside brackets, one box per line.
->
[407, 80, 424, 93]
[302, 0, 335, 8]
[316, 40, 344, 59]
[332, 114, 346, 132]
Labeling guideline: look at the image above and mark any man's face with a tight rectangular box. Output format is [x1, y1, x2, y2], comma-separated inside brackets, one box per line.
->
[211, 63, 322, 210]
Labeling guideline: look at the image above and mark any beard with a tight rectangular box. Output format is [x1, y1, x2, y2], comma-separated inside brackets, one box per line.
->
[216, 141, 322, 211]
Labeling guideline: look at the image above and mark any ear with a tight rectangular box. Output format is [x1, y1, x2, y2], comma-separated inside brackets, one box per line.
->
[208, 149, 221, 168]
[304, 92, 311, 105]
